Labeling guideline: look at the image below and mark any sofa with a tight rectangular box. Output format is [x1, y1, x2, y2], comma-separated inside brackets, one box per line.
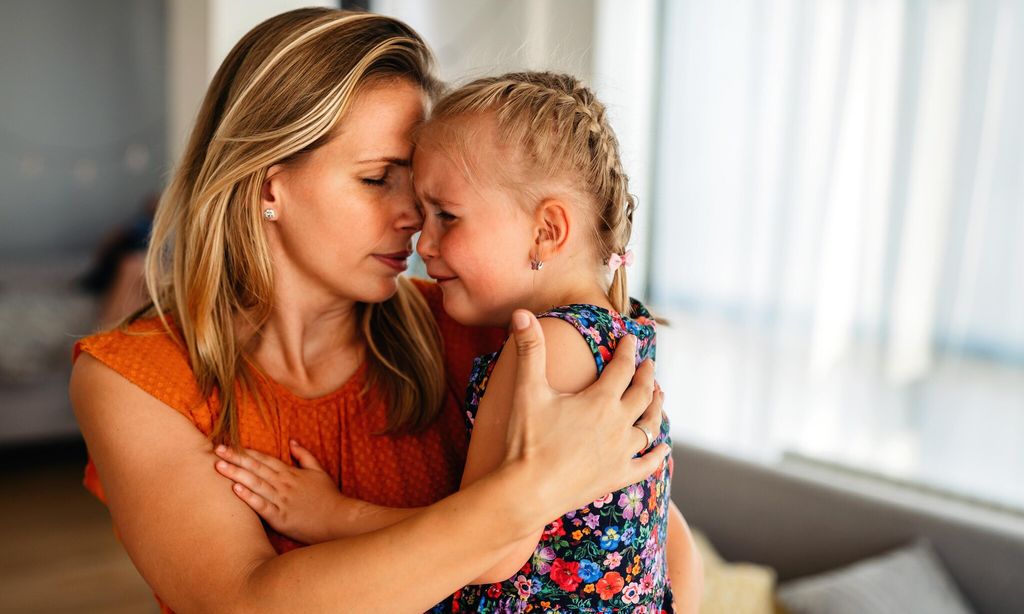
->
[670, 441, 1024, 614]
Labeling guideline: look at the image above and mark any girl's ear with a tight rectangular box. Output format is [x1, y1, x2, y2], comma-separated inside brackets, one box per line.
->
[533, 198, 571, 256]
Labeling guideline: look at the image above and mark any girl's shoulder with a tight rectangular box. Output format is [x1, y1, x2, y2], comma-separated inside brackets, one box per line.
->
[537, 300, 657, 370]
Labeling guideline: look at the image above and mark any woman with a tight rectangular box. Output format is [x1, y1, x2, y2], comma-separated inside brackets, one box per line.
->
[70, 8, 668, 612]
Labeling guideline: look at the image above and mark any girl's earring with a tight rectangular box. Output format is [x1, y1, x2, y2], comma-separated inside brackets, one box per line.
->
[263, 208, 278, 221]
[530, 257, 544, 271]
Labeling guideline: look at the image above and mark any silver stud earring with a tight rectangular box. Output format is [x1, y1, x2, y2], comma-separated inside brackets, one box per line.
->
[530, 258, 544, 271]
[263, 208, 278, 221]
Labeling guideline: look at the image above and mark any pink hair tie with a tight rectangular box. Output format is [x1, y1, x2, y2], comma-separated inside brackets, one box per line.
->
[607, 249, 635, 273]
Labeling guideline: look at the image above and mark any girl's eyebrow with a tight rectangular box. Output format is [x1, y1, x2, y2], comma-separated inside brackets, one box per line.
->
[356, 156, 410, 166]
[420, 191, 460, 208]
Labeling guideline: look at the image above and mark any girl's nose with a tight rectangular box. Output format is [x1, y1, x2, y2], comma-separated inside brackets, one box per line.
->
[417, 216, 439, 261]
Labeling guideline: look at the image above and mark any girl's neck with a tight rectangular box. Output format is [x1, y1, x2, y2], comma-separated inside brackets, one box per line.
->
[519, 275, 616, 319]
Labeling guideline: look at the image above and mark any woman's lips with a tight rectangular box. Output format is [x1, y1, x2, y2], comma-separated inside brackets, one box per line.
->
[373, 252, 410, 272]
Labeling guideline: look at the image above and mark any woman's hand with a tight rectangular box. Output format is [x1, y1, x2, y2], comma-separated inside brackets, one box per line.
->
[503, 309, 670, 523]
[213, 440, 368, 544]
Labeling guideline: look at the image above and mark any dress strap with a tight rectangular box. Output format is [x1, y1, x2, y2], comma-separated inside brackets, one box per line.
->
[537, 303, 656, 373]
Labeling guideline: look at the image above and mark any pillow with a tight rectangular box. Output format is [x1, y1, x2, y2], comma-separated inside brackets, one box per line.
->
[777, 540, 975, 614]
[692, 529, 787, 614]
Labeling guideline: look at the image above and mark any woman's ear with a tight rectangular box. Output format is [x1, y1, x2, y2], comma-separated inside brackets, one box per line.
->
[533, 198, 571, 256]
[261, 164, 285, 209]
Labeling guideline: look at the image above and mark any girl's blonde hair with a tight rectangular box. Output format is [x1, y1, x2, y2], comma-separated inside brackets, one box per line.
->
[136, 8, 446, 445]
[419, 71, 637, 314]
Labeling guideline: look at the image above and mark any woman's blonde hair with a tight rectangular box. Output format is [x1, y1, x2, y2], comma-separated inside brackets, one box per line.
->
[418, 71, 637, 314]
[136, 8, 446, 445]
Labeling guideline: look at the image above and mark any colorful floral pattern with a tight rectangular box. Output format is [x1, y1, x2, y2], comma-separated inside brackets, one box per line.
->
[443, 301, 673, 613]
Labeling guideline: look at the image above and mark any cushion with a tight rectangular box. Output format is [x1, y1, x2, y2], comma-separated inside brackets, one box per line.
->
[692, 529, 787, 614]
[777, 540, 975, 614]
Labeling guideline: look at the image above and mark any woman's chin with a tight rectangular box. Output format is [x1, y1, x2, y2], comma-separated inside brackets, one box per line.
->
[350, 275, 400, 304]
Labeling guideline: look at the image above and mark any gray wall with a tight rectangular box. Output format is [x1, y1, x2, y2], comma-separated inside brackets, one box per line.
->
[0, 0, 166, 258]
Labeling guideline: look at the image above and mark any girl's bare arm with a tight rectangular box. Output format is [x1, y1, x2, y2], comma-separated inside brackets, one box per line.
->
[666, 500, 704, 614]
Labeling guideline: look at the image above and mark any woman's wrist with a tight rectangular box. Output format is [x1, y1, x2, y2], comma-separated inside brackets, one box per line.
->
[487, 459, 557, 539]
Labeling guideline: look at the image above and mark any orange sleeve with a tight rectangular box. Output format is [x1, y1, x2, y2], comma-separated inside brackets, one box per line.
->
[73, 317, 213, 502]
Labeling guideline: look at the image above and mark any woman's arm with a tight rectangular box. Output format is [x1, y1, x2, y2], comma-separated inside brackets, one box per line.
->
[72, 310, 666, 613]
[666, 500, 704, 614]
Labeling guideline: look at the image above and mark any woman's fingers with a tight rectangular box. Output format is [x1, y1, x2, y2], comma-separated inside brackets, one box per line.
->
[589, 335, 638, 399]
[509, 309, 551, 406]
[620, 358, 656, 421]
[632, 381, 664, 453]
[506, 309, 551, 460]
[290, 440, 324, 471]
[627, 443, 672, 485]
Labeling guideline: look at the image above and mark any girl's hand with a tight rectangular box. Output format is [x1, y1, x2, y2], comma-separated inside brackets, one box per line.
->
[213, 440, 359, 545]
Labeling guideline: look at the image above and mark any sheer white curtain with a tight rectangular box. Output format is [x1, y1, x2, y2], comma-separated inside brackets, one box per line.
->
[649, 0, 1024, 510]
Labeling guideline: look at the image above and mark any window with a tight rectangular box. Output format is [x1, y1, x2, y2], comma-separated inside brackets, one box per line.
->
[647, 0, 1024, 511]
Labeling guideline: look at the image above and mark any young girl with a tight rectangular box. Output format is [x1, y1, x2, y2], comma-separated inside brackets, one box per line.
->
[215, 71, 699, 613]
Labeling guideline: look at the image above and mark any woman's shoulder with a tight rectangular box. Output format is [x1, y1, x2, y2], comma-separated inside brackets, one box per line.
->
[73, 315, 206, 416]
[73, 315, 212, 504]
[74, 315, 189, 368]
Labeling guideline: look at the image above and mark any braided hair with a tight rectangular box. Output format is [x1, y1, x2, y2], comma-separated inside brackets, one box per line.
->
[419, 71, 637, 314]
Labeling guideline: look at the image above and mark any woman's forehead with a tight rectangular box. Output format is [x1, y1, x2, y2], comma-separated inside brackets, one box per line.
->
[327, 80, 426, 161]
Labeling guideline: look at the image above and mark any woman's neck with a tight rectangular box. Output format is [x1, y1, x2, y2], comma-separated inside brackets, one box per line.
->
[245, 281, 365, 399]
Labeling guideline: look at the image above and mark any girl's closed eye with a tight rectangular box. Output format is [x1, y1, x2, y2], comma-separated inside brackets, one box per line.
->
[434, 208, 457, 222]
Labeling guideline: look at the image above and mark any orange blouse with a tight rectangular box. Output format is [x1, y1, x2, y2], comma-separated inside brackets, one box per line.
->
[74, 279, 504, 611]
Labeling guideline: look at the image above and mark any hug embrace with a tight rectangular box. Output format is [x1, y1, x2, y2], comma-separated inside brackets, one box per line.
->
[70, 8, 702, 613]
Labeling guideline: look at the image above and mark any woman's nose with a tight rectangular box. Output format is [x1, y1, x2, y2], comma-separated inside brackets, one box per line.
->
[396, 194, 423, 233]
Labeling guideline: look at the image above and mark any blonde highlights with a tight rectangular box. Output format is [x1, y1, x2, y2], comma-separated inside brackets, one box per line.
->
[419, 71, 637, 314]
[139, 8, 445, 444]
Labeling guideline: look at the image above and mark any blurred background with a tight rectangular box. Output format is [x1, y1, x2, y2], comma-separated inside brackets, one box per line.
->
[1, 0, 1021, 612]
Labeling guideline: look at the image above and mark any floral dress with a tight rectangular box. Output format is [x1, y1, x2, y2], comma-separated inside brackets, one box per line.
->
[444, 301, 674, 613]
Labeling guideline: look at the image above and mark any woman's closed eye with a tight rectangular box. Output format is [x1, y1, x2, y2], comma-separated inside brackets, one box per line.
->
[361, 172, 388, 186]
[363, 165, 412, 188]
